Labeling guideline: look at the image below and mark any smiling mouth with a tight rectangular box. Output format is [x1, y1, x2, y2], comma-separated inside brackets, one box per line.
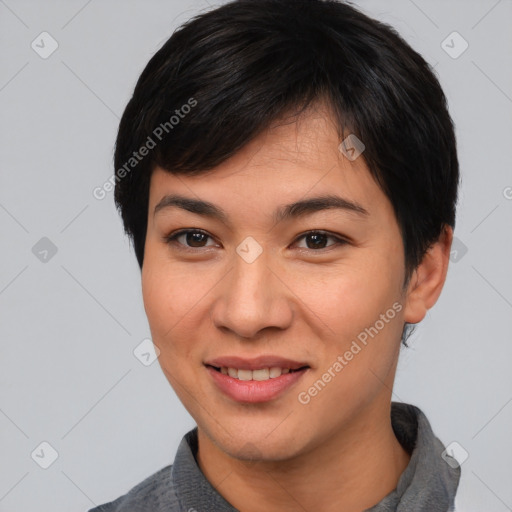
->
[206, 364, 309, 381]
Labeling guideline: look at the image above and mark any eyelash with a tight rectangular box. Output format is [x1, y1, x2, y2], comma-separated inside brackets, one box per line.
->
[164, 229, 348, 253]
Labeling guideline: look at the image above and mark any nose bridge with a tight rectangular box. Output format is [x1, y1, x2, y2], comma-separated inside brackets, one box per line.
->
[233, 244, 271, 302]
[211, 239, 292, 338]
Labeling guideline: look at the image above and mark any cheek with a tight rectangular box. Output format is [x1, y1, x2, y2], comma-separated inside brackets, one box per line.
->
[290, 256, 403, 342]
[293, 267, 405, 429]
[141, 251, 220, 361]
[142, 268, 176, 336]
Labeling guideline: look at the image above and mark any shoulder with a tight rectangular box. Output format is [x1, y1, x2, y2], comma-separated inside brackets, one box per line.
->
[87, 463, 181, 512]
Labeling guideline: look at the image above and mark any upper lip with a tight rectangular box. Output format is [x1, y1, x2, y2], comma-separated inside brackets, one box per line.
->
[205, 355, 310, 371]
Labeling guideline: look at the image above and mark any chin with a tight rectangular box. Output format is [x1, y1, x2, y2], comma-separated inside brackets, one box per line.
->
[207, 420, 308, 462]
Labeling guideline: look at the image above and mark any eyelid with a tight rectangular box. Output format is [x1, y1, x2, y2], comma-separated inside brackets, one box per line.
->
[164, 228, 348, 252]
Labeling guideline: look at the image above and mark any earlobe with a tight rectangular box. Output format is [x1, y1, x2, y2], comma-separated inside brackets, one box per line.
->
[403, 225, 453, 324]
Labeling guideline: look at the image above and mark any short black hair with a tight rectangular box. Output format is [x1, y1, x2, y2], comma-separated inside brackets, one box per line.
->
[114, 0, 459, 280]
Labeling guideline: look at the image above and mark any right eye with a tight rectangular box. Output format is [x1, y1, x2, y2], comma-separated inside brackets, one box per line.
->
[164, 229, 219, 252]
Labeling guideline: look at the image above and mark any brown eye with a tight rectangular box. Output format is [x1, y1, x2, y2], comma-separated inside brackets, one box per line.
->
[165, 229, 217, 250]
[294, 231, 347, 251]
[164, 228, 347, 253]
[181, 231, 209, 247]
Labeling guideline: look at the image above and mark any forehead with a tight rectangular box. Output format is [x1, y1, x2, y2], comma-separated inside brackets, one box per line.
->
[148, 108, 390, 225]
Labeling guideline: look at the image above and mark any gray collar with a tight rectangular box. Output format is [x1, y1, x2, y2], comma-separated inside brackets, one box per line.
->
[366, 403, 460, 511]
[172, 402, 460, 511]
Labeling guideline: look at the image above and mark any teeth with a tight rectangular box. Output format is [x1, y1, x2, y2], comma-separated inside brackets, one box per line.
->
[238, 369, 252, 381]
[219, 366, 296, 381]
[269, 367, 282, 378]
[252, 368, 269, 381]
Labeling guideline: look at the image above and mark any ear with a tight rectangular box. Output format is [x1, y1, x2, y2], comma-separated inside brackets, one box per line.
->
[403, 225, 453, 324]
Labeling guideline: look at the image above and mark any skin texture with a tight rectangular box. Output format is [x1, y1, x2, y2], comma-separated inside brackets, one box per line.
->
[141, 105, 453, 512]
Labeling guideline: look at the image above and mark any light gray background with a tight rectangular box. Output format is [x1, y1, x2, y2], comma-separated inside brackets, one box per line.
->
[1, 0, 511, 511]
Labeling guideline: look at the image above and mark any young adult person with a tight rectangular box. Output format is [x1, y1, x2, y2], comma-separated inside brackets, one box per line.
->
[90, 0, 461, 510]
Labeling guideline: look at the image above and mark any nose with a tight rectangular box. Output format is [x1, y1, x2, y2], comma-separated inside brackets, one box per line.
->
[210, 249, 294, 340]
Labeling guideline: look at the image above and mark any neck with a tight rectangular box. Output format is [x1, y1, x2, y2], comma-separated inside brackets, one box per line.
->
[197, 399, 411, 512]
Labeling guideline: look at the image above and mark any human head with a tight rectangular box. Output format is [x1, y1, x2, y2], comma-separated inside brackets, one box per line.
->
[112, 0, 458, 464]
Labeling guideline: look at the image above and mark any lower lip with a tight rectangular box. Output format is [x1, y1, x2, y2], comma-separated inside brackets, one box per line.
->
[206, 365, 309, 403]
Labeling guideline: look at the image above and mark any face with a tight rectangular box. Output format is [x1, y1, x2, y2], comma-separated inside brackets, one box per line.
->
[142, 106, 411, 462]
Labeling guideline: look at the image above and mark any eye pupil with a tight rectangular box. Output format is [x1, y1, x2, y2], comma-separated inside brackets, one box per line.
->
[306, 233, 328, 249]
[187, 232, 207, 247]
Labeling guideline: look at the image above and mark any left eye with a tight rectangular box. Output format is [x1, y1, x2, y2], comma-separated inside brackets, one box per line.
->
[294, 231, 345, 250]
[165, 229, 345, 251]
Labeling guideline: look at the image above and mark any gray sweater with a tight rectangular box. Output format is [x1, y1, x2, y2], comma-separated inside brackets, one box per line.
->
[88, 402, 460, 511]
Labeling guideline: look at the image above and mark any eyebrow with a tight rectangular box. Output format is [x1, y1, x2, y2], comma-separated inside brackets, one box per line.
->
[153, 193, 369, 227]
